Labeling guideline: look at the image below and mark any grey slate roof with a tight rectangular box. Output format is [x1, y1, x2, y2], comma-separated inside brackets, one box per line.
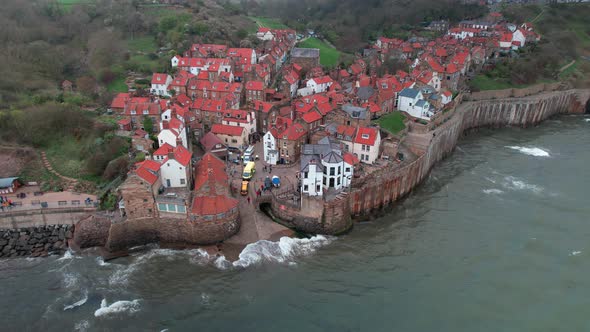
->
[357, 87, 375, 100]
[416, 100, 428, 108]
[342, 104, 368, 119]
[399, 88, 420, 99]
[322, 151, 343, 164]
[300, 137, 343, 172]
[0, 177, 18, 188]
[291, 48, 320, 58]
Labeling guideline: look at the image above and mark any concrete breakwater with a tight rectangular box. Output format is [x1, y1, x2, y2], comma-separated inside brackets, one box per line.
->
[271, 90, 590, 234]
[0, 224, 74, 258]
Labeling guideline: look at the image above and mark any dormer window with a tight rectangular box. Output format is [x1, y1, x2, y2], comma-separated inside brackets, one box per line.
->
[130, 110, 136, 115]
[361, 134, 369, 139]
[143, 110, 149, 115]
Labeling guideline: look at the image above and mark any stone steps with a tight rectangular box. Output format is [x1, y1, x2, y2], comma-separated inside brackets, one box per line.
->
[40, 151, 79, 191]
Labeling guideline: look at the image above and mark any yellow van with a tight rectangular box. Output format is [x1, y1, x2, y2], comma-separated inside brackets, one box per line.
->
[242, 161, 256, 180]
[240, 181, 249, 196]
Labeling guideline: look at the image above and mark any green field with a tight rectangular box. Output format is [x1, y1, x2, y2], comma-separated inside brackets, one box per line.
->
[251, 17, 290, 29]
[377, 111, 406, 134]
[297, 37, 341, 67]
[128, 36, 157, 53]
[107, 77, 128, 93]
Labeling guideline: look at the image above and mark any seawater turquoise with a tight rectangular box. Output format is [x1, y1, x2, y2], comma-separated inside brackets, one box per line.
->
[1, 115, 590, 331]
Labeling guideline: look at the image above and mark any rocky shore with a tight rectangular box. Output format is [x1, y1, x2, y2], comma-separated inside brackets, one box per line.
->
[0, 225, 74, 258]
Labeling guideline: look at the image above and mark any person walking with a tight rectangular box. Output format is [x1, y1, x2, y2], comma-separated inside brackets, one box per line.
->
[247, 196, 251, 204]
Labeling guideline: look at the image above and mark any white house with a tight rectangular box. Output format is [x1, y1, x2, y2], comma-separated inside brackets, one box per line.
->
[153, 144, 192, 188]
[306, 76, 333, 94]
[256, 28, 275, 41]
[397, 88, 434, 121]
[352, 127, 381, 164]
[158, 117, 188, 148]
[441, 90, 453, 105]
[151, 73, 172, 97]
[512, 29, 526, 49]
[222, 109, 257, 135]
[300, 137, 354, 197]
[263, 131, 279, 165]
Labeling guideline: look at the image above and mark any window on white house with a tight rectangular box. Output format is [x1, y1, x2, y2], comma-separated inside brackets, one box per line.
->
[330, 167, 335, 176]
[180, 179, 186, 185]
[346, 167, 351, 173]
[303, 185, 309, 192]
[366, 146, 370, 152]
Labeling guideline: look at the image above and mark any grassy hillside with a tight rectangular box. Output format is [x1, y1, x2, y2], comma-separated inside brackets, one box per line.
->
[253, 0, 487, 52]
[493, 2, 590, 89]
[298, 38, 341, 67]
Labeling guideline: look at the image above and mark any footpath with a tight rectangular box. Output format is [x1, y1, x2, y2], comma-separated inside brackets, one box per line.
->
[41, 151, 78, 191]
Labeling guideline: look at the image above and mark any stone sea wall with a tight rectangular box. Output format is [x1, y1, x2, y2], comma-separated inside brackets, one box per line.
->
[104, 215, 240, 252]
[323, 89, 590, 233]
[0, 224, 74, 258]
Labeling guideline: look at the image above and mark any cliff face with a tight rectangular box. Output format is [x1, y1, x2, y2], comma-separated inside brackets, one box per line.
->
[330, 89, 590, 232]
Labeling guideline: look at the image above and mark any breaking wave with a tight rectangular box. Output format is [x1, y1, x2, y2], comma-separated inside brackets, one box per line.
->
[63, 291, 88, 311]
[58, 249, 79, 261]
[506, 146, 550, 157]
[228, 235, 334, 269]
[94, 299, 141, 317]
[584, 119, 590, 122]
[96, 257, 110, 266]
[570, 251, 582, 257]
[483, 189, 504, 195]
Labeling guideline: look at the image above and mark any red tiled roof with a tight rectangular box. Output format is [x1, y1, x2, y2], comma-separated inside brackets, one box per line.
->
[191, 195, 238, 216]
[135, 160, 161, 185]
[301, 110, 322, 124]
[153, 143, 174, 156]
[354, 127, 378, 146]
[110, 93, 130, 109]
[246, 80, 264, 91]
[172, 145, 191, 166]
[193, 153, 228, 193]
[151, 73, 169, 84]
[343, 152, 359, 166]
[336, 125, 356, 138]
[280, 123, 306, 141]
[211, 124, 244, 136]
[200, 132, 225, 151]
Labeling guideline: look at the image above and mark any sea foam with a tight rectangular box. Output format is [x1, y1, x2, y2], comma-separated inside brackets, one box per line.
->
[94, 299, 141, 317]
[230, 235, 334, 268]
[483, 189, 504, 195]
[507, 146, 550, 157]
[74, 320, 90, 332]
[502, 176, 543, 194]
[63, 291, 88, 311]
